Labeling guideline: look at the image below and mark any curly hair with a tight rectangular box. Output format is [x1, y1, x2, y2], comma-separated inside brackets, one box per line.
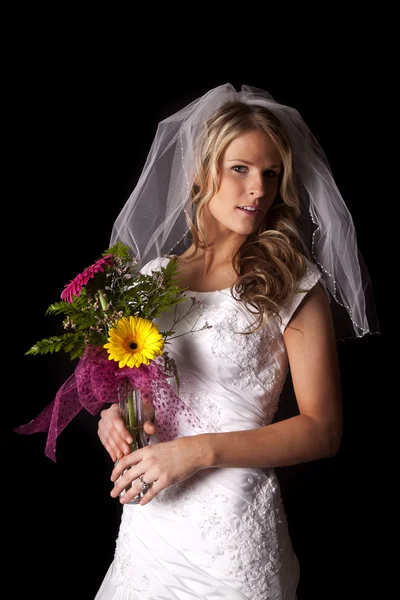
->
[187, 101, 308, 331]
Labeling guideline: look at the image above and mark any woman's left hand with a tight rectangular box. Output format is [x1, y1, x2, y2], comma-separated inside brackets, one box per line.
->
[110, 434, 211, 506]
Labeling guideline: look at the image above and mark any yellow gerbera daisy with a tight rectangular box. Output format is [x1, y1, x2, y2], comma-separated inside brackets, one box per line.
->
[104, 316, 164, 368]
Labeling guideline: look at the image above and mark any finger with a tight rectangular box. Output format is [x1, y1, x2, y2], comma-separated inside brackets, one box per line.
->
[110, 450, 143, 482]
[102, 441, 118, 463]
[110, 468, 138, 499]
[97, 424, 119, 462]
[143, 420, 156, 435]
[98, 412, 133, 450]
[109, 414, 134, 447]
[118, 476, 145, 503]
[101, 404, 134, 446]
[98, 421, 132, 459]
[97, 428, 122, 461]
[138, 479, 162, 506]
[119, 474, 159, 505]
[111, 467, 153, 502]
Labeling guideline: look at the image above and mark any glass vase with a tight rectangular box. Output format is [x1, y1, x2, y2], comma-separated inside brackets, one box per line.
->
[116, 378, 149, 504]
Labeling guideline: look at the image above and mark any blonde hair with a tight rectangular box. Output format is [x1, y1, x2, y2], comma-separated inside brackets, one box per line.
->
[187, 101, 308, 331]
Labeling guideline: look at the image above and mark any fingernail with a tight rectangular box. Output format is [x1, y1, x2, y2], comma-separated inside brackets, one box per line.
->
[126, 436, 133, 444]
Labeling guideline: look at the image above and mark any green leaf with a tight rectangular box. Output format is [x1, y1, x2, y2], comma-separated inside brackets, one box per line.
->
[25, 333, 86, 359]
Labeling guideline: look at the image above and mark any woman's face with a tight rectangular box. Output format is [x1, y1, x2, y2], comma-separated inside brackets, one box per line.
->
[204, 129, 282, 237]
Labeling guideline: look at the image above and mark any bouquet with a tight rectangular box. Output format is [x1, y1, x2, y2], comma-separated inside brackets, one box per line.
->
[16, 241, 207, 462]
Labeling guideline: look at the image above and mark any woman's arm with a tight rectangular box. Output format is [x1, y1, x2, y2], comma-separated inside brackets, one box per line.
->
[109, 282, 343, 505]
[204, 282, 343, 469]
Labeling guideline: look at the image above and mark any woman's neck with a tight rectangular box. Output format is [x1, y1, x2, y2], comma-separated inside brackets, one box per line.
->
[175, 244, 240, 292]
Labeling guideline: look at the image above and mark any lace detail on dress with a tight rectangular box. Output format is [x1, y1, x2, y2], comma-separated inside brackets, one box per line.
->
[279, 262, 322, 332]
[225, 476, 286, 597]
[156, 472, 287, 599]
[113, 530, 149, 599]
[190, 301, 285, 396]
[158, 476, 229, 519]
[179, 378, 222, 432]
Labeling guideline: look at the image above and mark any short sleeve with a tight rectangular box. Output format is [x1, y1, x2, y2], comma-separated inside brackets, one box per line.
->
[139, 256, 172, 276]
[279, 258, 326, 334]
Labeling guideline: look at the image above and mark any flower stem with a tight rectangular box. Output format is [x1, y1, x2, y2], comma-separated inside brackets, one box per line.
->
[127, 389, 136, 452]
[98, 289, 108, 311]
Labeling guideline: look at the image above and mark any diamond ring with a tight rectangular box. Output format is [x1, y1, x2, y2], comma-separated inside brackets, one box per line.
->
[139, 474, 153, 492]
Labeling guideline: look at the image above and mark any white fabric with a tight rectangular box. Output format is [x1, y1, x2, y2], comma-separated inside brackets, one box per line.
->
[95, 256, 323, 600]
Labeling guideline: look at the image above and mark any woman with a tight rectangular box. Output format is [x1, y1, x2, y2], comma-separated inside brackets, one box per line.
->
[94, 85, 378, 599]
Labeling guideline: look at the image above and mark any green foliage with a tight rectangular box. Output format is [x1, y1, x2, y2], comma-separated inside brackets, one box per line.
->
[25, 333, 86, 360]
[120, 260, 187, 322]
[25, 244, 190, 362]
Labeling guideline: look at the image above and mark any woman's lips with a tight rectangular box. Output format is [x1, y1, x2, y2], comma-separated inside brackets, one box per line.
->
[237, 207, 260, 216]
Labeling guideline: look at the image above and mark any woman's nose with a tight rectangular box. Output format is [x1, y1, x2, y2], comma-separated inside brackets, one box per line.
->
[248, 175, 265, 198]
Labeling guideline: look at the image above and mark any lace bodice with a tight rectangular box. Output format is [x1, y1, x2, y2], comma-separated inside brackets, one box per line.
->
[141, 256, 322, 436]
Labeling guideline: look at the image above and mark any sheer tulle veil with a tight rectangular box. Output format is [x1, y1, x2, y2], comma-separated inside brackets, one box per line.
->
[110, 83, 379, 340]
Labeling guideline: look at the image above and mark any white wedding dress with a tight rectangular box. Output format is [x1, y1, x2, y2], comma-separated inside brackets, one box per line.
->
[95, 256, 323, 600]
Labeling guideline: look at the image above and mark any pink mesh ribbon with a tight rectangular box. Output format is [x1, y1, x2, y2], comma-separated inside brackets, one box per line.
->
[15, 345, 200, 462]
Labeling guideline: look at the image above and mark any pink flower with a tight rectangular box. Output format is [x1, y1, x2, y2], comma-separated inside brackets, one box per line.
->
[61, 254, 115, 303]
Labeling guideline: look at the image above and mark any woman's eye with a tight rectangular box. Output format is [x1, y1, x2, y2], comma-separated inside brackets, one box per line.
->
[264, 170, 278, 179]
[232, 166, 279, 178]
[232, 165, 248, 174]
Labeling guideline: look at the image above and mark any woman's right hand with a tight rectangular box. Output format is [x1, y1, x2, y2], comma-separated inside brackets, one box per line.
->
[97, 402, 157, 462]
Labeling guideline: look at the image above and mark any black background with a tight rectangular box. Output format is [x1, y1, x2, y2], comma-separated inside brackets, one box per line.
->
[3, 27, 389, 600]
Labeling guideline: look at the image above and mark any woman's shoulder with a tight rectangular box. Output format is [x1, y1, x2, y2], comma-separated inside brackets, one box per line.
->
[278, 256, 328, 334]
